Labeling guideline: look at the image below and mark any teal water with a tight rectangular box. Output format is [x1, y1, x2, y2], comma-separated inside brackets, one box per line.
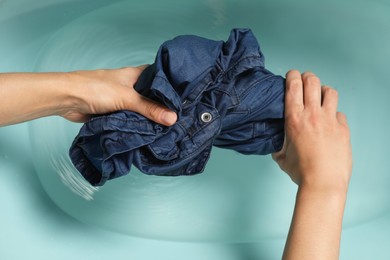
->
[2, 0, 390, 259]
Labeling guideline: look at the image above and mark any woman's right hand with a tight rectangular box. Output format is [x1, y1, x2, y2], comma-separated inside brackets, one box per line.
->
[272, 70, 352, 192]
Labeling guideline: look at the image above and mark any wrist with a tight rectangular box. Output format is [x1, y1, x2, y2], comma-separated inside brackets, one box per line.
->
[297, 168, 350, 195]
[285, 175, 348, 260]
[58, 72, 88, 116]
[298, 181, 348, 200]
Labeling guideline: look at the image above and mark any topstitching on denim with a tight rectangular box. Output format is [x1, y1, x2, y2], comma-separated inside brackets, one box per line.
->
[69, 28, 285, 186]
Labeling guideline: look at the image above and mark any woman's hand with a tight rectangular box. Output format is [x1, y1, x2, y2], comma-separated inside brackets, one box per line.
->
[0, 66, 177, 126]
[273, 70, 352, 260]
[272, 70, 352, 192]
[62, 66, 177, 125]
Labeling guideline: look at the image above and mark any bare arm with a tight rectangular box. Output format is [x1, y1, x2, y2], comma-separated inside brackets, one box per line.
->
[273, 70, 352, 260]
[0, 66, 177, 126]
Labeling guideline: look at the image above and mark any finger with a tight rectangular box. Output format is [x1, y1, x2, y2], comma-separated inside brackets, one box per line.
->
[130, 93, 177, 126]
[285, 70, 304, 117]
[321, 85, 338, 114]
[336, 111, 348, 126]
[302, 71, 321, 109]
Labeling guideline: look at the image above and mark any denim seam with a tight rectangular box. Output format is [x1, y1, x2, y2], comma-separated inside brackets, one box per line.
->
[220, 55, 262, 78]
[239, 75, 275, 99]
[139, 139, 214, 168]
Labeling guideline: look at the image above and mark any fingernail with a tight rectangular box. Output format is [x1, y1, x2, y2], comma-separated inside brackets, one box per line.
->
[161, 111, 177, 125]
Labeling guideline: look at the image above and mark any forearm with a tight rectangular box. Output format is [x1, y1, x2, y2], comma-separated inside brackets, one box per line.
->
[0, 68, 178, 127]
[282, 185, 348, 260]
[0, 72, 78, 126]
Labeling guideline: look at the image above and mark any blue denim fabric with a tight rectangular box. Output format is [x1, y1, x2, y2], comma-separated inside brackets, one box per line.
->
[69, 28, 285, 186]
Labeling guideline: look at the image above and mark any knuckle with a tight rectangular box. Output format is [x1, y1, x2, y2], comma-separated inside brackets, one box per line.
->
[145, 102, 161, 119]
[288, 78, 302, 90]
[121, 67, 133, 76]
[329, 88, 338, 98]
[302, 71, 313, 77]
[95, 69, 106, 77]
[308, 113, 319, 125]
[305, 74, 320, 85]
[337, 111, 347, 121]
[286, 113, 301, 127]
[287, 69, 300, 76]
[323, 86, 337, 94]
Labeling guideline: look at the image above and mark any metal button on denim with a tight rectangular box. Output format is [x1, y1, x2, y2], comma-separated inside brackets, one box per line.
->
[201, 112, 212, 123]
[69, 28, 285, 186]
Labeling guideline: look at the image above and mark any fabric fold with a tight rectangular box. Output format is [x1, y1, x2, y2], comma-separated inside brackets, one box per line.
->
[69, 28, 285, 186]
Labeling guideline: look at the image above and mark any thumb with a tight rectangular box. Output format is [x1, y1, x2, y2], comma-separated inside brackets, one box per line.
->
[132, 94, 177, 126]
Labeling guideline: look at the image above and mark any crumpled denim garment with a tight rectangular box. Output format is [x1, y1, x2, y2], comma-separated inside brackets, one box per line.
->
[69, 28, 285, 186]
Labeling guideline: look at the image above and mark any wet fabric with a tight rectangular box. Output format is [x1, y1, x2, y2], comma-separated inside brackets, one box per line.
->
[69, 28, 285, 186]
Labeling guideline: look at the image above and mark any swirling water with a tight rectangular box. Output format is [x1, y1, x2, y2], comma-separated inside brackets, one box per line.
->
[29, 0, 390, 242]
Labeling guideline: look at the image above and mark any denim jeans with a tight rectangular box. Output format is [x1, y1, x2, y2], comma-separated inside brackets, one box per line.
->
[69, 28, 285, 186]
